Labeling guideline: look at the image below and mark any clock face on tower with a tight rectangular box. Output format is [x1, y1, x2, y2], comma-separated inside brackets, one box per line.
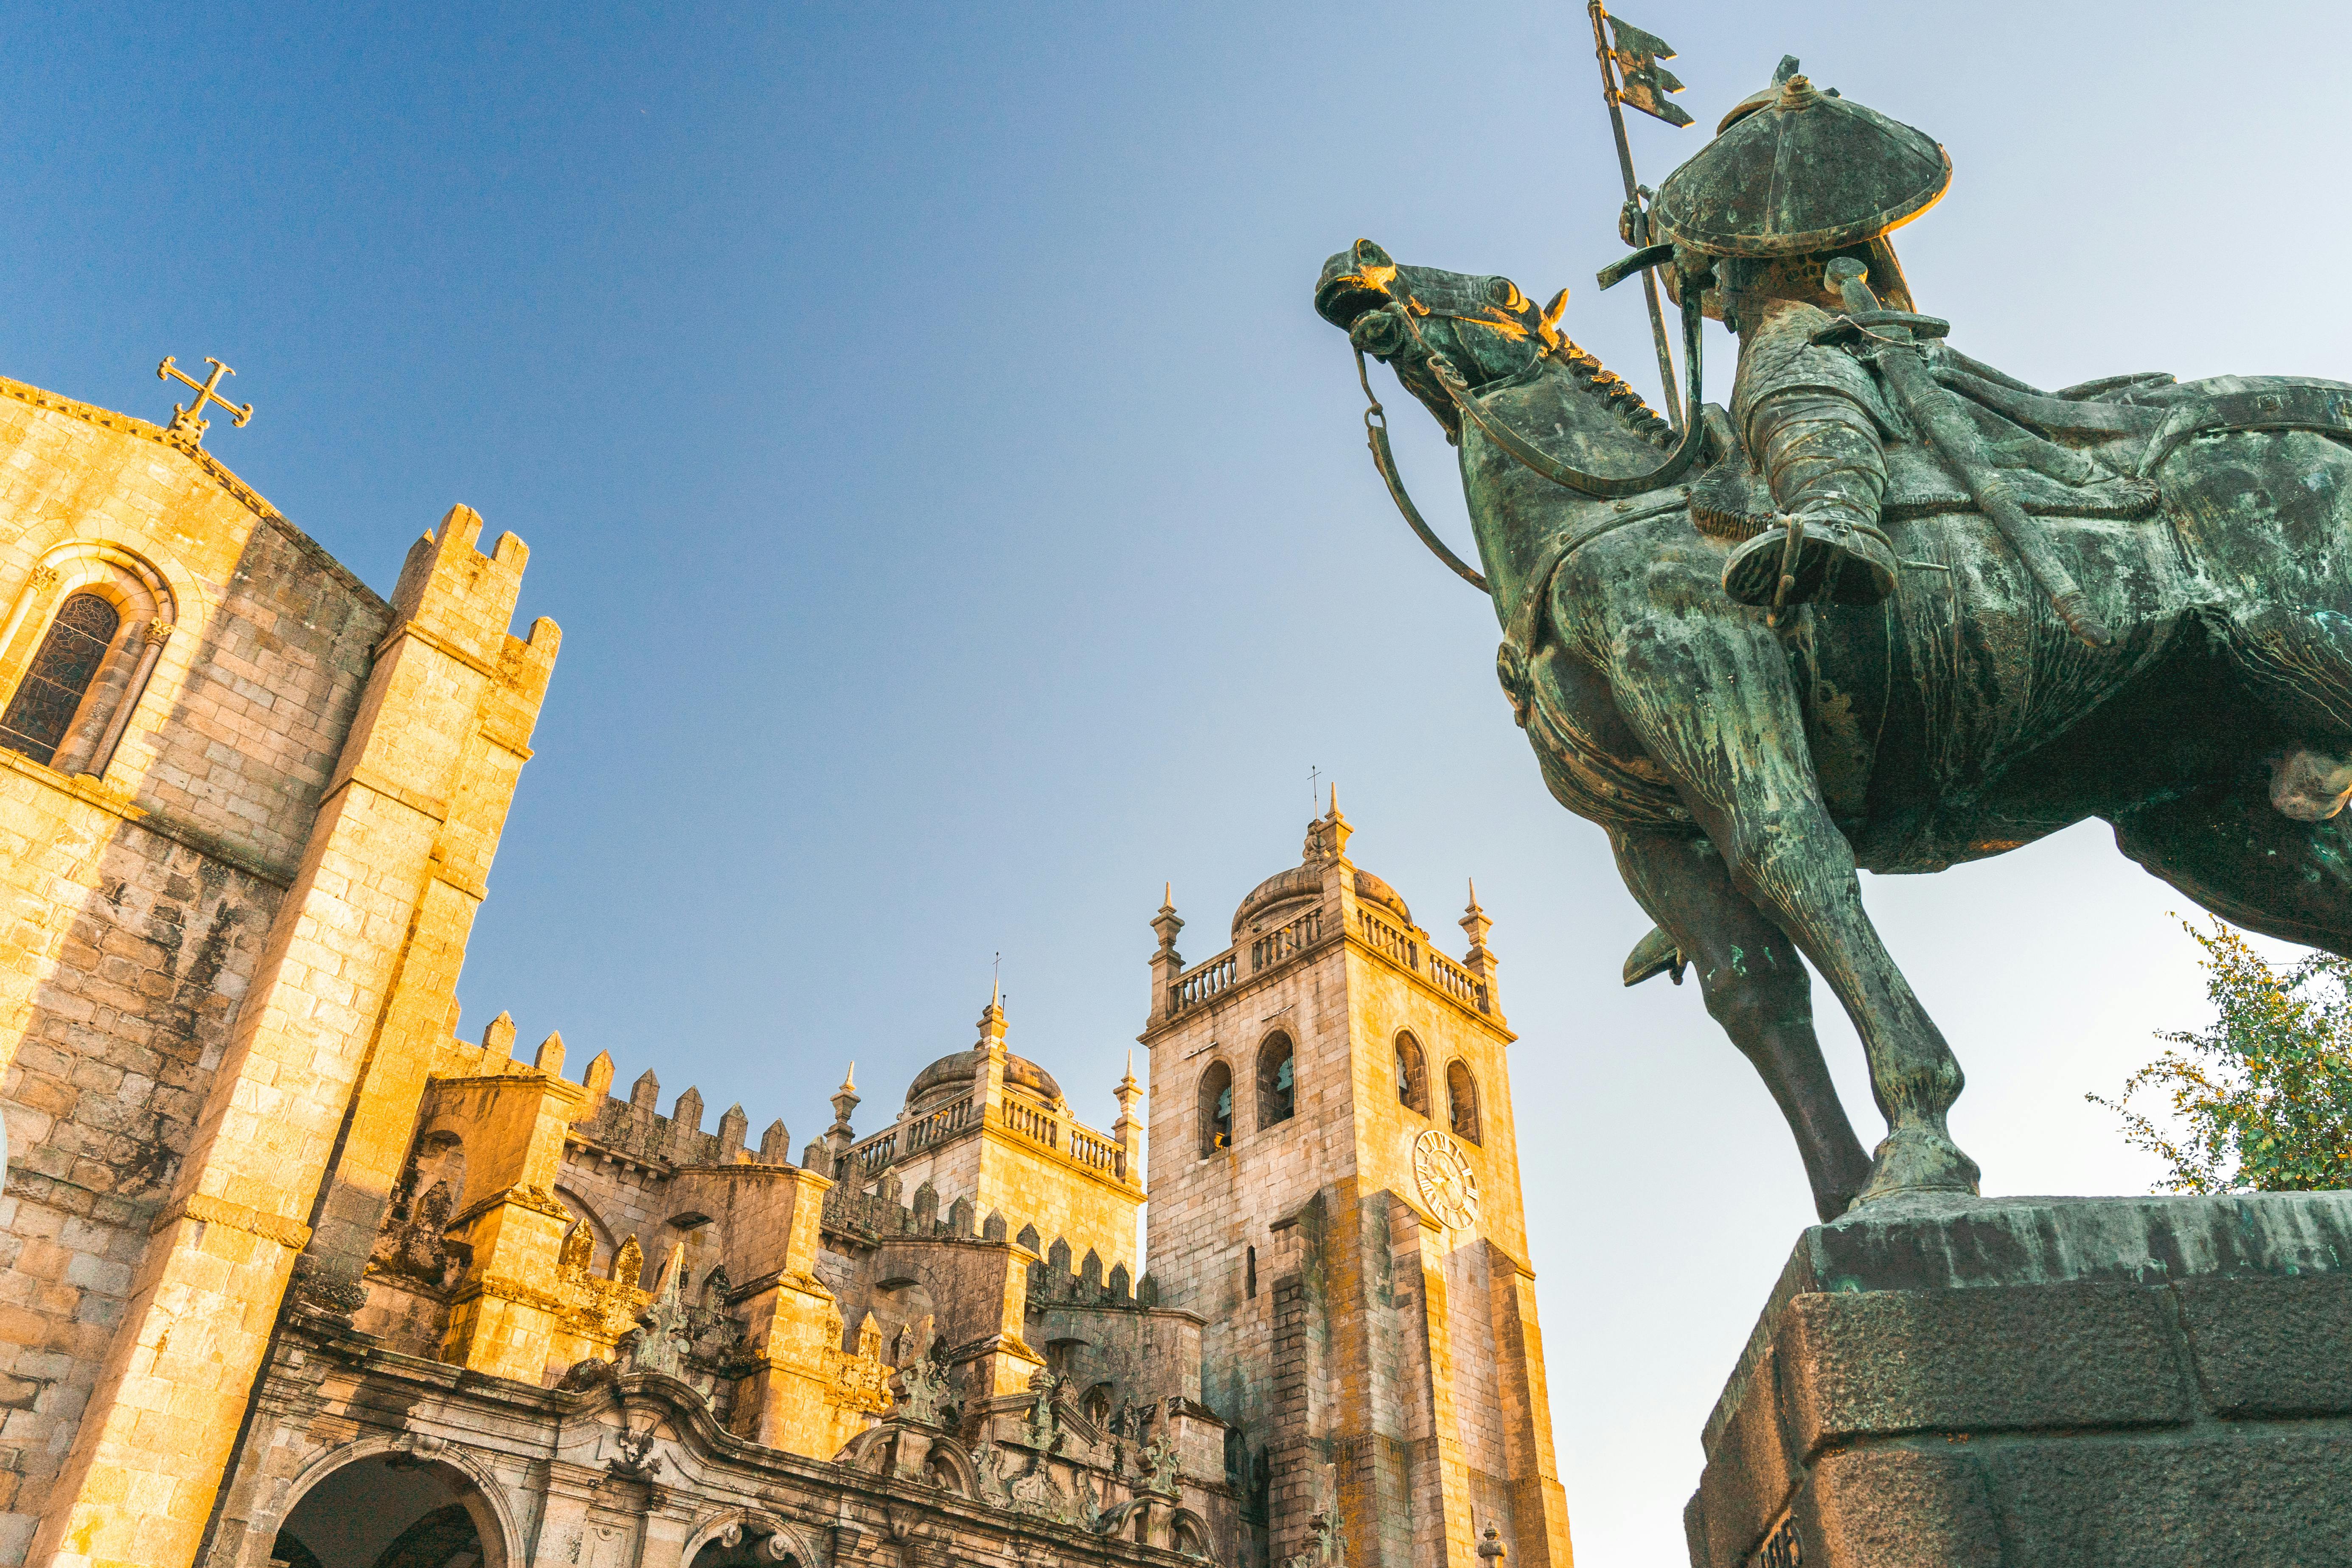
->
[1410, 1128, 1480, 1230]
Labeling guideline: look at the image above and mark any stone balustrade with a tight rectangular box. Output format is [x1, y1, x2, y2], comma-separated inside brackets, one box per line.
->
[1167, 949, 1237, 1015]
[1249, 906, 1324, 972]
[1357, 906, 1421, 973]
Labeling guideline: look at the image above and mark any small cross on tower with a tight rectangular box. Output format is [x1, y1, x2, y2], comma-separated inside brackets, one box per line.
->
[156, 356, 254, 443]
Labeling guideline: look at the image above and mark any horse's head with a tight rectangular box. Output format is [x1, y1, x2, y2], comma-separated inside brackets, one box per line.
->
[1315, 239, 1562, 441]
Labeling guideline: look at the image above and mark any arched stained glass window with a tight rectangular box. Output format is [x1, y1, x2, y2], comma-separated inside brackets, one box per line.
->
[0, 592, 119, 766]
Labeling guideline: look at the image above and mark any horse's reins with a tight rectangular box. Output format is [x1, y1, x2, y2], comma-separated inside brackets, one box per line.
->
[1353, 274, 1710, 597]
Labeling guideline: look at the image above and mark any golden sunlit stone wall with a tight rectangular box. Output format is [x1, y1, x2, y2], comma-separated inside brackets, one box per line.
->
[0, 374, 558, 1568]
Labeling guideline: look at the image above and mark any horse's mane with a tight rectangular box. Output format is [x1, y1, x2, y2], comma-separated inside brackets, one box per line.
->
[1546, 335, 1674, 448]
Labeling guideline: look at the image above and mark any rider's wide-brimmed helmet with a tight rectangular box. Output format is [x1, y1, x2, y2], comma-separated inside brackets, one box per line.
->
[1650, 69, 1951, 259]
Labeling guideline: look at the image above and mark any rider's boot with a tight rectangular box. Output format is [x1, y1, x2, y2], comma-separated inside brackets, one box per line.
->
[1722, 507, 1899, 609]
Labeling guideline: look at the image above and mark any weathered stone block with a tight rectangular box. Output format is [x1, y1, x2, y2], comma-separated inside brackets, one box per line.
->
[2178, 1274, 2352, 1419]
[1689, 1193, 2352, 1568]
[1793, 1445, 1999, 1568]
[1973, 1431, 2352, 1565]
[1778, 1282, 2190, 1453]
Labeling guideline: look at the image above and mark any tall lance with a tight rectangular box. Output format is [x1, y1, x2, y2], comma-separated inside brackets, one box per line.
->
[1584, 3, 1692, 430]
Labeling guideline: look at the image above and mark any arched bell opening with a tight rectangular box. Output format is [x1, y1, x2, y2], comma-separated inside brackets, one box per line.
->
[1198, 1060, 1234, 1155]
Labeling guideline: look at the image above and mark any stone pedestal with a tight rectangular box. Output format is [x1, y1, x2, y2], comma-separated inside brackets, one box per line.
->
[1685, 1192, 2352, 1568]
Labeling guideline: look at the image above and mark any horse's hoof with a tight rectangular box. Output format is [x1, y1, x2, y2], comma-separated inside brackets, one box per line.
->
[1850, 1127, 1982, 1209]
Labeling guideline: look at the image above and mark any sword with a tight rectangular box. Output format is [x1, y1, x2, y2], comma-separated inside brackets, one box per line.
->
[1820, 257, 2113, 649]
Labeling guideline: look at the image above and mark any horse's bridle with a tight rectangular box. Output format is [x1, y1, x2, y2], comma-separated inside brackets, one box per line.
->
[1353, 275, 1710, 595]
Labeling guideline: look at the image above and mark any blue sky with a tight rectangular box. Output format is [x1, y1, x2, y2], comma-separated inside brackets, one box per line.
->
[9, 3, 2351, 1558]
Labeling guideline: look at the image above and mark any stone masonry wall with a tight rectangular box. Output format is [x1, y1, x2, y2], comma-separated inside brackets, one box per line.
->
[0, 382, 393, 1561]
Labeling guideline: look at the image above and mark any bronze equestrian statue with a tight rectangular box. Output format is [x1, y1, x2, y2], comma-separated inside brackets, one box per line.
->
[1315, 64, 2352, 1220]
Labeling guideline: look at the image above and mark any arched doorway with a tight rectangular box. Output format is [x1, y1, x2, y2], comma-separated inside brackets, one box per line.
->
[273, 1452, 508, 1568]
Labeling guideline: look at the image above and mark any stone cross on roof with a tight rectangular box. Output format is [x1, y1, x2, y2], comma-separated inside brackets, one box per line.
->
[155, 355, 254, 441]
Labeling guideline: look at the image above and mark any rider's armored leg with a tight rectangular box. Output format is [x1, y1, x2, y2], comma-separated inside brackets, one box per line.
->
[1722, 393, 1899, 610]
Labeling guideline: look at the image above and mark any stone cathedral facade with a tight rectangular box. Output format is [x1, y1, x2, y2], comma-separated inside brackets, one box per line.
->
[0, 369, 1571, 1568]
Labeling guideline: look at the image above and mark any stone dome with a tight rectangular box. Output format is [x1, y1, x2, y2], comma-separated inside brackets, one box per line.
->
[1231, 860, 1412, 939]
[1351, 867, 1411, 926]
[1232, 862, 1324, 939]
[904, 1046, 1061, 1110]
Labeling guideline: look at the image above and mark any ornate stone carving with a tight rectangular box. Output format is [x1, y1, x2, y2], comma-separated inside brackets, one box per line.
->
[894, 1355, 952, 1428]
[370, 1175, 471, 1290]
[1023, 1369, 1063, 1453]
[1139, 1430, 1182, 1498]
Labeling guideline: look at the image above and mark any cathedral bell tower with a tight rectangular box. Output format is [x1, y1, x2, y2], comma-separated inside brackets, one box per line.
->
[1140, 795, 1571, 1568]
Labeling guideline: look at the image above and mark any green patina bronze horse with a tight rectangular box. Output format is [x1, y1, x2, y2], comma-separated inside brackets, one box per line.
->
[1317, 238, 2352, 1218]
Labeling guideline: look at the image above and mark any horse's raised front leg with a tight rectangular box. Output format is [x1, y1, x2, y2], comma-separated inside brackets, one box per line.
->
[1612, 827, 1872, 1219]
[1609, 611, 1981, 1203]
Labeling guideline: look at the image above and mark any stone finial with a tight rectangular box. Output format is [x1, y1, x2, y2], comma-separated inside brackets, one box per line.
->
[533, 1030, 566, 1078]
[674, 1086, 704, 1133]
[482, 1011, 517, 1061]
[1115, 1051, 1142, 1121]
[1148, 888, 1187, 1022]
[1150, 884, 1184, 957]
[1303, 784, 1352, 864]
[717, 1102, 748, 1159]
[831, 1066, 860, 1133]
[612, 1234, 644, 1287]
[584, 1050, 615, 1101]
[1478, 1521, 1507, 1561]
[759, 1119, 791, 1164]
[630, 1069, 660, 1119]
[976, 983, 1008, 1056]
[1461, 878, 1501, 1008]
[1460, 878, 1494, 953]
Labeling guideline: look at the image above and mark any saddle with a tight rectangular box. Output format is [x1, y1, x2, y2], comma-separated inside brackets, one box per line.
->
[1689, 360, 2352, 542]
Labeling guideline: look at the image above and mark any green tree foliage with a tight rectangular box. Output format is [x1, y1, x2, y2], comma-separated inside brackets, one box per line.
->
[2090, 919, 2352, 1192]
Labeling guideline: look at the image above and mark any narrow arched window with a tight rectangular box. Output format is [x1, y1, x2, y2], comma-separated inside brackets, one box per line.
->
[1257, 1032, 1296, 1128]
[1447, 1060, 1482, 1144]
[1395, 1032, 1429, 1115]
[1200, 1061, 1234, 1155]
[1, 592, 120, 767]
